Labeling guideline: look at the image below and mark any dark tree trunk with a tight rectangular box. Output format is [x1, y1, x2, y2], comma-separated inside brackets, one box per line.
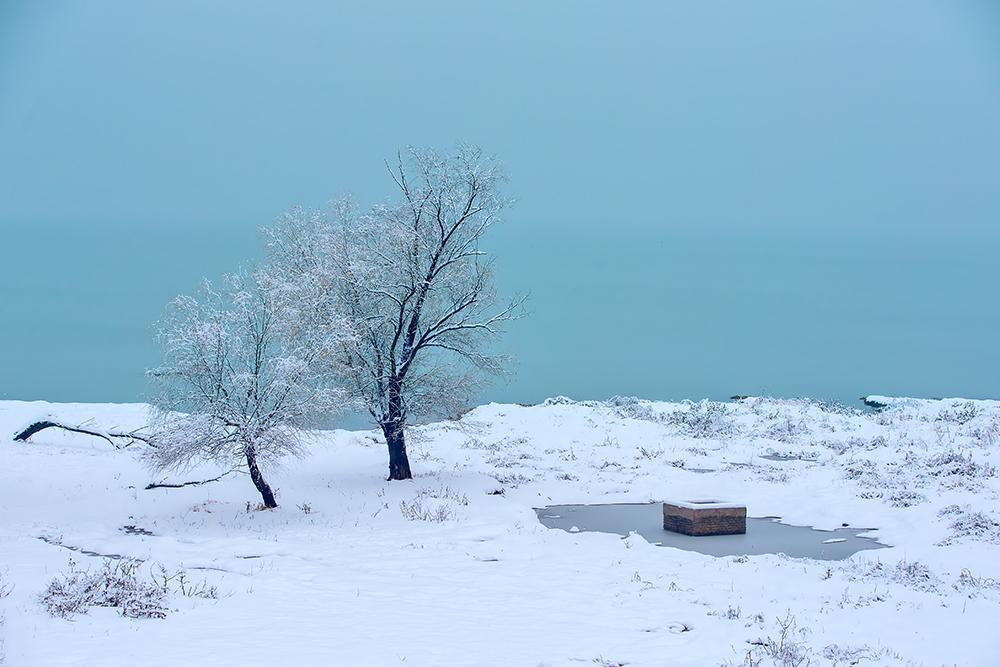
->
[245, 446, 277, 508]
[382, 379, 413, 480]
[382, 421, 413, 481]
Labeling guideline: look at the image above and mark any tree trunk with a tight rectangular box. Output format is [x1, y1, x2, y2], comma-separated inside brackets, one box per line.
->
[382, 422, 413, 481]
[245, 446, 278, 508]
[382, 378, 413, 480]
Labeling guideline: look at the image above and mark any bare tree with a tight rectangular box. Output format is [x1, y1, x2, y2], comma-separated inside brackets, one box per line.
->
[147, 271, 351, 507]
[266, 145, 524, 480]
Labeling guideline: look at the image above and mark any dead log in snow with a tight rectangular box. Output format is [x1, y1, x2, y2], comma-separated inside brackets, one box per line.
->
[13, 420, 153, 448]
[12, 420, 239, 491]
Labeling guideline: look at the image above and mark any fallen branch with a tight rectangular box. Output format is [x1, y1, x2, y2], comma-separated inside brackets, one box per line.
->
[144, 470, 240, 490]
[13, 420, 154, 448]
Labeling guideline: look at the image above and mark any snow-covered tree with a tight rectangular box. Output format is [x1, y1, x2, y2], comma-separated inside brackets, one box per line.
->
[266, 145, 524, 480]
[147, 270, 351, 507]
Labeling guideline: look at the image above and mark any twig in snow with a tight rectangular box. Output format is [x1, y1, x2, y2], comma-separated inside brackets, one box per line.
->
[144, 469, 240, 490]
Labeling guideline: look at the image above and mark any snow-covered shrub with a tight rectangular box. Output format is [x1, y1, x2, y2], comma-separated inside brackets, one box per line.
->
[820, 644, 905, 665]
[936, 401, 979, 425]
[40, 559, 167, 619]
[399, 500, 453, 522]
[890, 560, 939, 592]
[967, 420, 1000, 448]
[151, 566, 219, 600]
[937, 505, 1000, 545]
[636, 446, 664, 459]
[542, 395, 578, 406]
[592, 658, 628, 667]
[500, 436, 533, 453]
[667, 400, 736, 438]
[841, 558, 940, 592]
[866, 435, 888, 450]
[924, 450, 994, 482]
[764, 416, 809, 443]
[39, 560, 219, 621]
[748, 465, 789, 484]
[486, 452, 522, 469]
[461, 436, 504, 454]
[845, 443, 994, 505]
[708, 604, 742, 621]
[492, 471, 535, 488]
[400, 486, 469, 522]
[843, 457, 912, 500]
[952, 569, 1000, 598]
[888, 490, 925, 507]
[605, 395, 660, 422]
[745, 612, 812, 667]
[809, 399, 861, 417]
[874, 411, 898, 427]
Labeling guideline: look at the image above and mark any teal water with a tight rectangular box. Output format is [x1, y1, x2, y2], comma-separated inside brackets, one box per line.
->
[2, 2, 999, 406]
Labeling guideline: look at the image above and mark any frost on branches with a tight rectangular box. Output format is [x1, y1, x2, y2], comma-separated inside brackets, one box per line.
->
[266, 145, 524, 480]
[147, 271, 351, 507]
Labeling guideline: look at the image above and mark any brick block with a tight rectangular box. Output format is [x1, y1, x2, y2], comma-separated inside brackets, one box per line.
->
[663, 500, 747, 536]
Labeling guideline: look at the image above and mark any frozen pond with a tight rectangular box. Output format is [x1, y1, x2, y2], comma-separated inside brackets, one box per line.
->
[536, 503, 888, 560]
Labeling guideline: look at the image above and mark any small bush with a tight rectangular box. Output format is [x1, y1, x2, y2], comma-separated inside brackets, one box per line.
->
[542, 395, 577, 406]
[636, 447, 664, 459]
[952, 569, 1000, 598]
[821, 644, 904, 665]
[152, 566, 219, 600]
[667, 400, 736, 438]
[492, 471, 534, 488]
[41, 559, 167, 619]
[937, 505, 1000, 545]
[605, 395, 660, 422]
[953, 569, 1000, 597]
[891, 560, 939, 592]
[40, 559, 219, 620]
[400, 486, 469, 522]
[709, 604, 741, 621]
[400, 499, 454, 522]
[765, 417, 809, 443]
[844, 557, 940, 592]
[746, 612, 811, 667]
[936, 402, 979, 425]
[888, 490, 925, 507]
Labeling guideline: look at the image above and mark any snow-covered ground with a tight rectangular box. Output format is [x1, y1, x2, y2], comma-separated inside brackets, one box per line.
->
[2, 396, 999, 666]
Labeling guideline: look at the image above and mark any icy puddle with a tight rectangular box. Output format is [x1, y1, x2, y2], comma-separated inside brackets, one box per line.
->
[536, 503, 888, 560]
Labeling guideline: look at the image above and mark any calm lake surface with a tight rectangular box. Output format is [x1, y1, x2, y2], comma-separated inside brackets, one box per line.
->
[2, 224, 997, 407]
[0, 223, 1000, 405]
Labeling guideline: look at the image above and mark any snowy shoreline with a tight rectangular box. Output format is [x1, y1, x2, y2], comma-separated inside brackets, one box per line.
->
[2, 395, 999, 666]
